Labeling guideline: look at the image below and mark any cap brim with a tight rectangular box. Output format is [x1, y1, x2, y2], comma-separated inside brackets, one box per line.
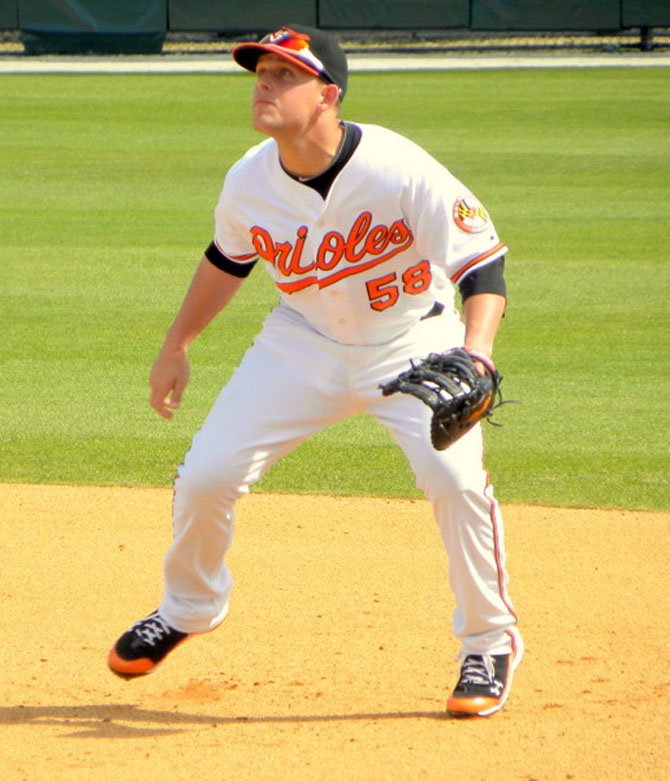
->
[232, 43, 322, 78]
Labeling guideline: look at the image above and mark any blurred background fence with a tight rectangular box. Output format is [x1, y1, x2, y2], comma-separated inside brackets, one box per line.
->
[0, 1, 668, 55]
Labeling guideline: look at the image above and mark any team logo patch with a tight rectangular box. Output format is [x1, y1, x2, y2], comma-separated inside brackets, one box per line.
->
[453, 197, 490, 234]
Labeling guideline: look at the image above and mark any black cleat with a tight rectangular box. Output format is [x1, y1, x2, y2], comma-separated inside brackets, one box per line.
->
[447, 639, 523, 717]
[107, 611, 189, 679]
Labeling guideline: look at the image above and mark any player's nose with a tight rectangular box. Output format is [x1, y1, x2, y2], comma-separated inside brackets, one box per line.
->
[255, 71, 273, 91]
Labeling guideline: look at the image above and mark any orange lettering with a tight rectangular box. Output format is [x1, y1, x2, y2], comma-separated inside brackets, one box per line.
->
[249, 214, 415, 293]
[250, 226, 276, 263]
[344, 211, 372, 262]
[390, 221, 412, 245]
[274, 241, 295, 276]
[364, 224, 390, 255]
[288, 225, 314, 274]
[316, 231, 345, 270]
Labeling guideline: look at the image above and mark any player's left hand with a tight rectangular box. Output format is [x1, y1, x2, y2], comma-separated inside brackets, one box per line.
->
[379, 348, 502, 450]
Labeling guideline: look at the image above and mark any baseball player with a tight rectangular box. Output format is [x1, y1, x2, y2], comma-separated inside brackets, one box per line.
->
[108, 24, 522, 718]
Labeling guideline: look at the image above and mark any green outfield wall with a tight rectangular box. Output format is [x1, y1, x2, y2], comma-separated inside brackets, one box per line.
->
[2, 1, 669, 55]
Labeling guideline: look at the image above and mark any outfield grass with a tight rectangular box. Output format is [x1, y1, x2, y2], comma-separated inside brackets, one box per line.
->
[1, 69, 668, 510]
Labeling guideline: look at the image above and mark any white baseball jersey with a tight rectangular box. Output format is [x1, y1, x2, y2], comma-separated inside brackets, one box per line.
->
[213, 123, 506, 346]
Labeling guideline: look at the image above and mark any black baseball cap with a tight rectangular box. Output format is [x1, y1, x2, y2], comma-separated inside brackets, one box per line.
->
[232, 24, 349, 99]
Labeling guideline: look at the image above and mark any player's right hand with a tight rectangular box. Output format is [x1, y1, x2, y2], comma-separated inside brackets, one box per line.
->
[149, 346, 191, 419]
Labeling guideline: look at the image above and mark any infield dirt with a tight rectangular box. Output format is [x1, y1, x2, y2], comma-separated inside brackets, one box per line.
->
[0, 483, 667, 780]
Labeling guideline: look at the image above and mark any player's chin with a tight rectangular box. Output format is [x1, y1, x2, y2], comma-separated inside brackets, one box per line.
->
[252, 114, 277, 134]
[252, 105, 280, 129]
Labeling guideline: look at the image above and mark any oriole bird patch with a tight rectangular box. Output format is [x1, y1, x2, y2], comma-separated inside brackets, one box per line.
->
[453, 196, 490, 234]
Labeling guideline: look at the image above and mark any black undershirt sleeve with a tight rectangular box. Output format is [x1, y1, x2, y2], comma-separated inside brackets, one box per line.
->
[458, 257, 507, 301]
[204, 241, 257, 278]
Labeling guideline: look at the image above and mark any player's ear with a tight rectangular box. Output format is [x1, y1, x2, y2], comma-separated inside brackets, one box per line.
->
[320, 82, 341, 111]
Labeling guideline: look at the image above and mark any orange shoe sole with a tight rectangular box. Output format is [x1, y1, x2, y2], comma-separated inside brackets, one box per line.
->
[446, 694, 503, 717]
[107, 636, 189, 679]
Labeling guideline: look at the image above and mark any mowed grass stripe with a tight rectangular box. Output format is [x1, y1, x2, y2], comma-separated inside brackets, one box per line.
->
[1, 69, 668, 509]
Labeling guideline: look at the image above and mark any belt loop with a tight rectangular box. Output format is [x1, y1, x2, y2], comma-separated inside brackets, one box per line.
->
[420, 302, 444, 321]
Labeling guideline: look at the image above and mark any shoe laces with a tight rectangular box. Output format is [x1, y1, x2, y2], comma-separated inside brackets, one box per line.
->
[132, 613, 174, 647]
[459, 654, 496, 686]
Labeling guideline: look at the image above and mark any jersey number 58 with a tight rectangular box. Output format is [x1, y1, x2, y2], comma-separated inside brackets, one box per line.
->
[365, 260, 432, 311]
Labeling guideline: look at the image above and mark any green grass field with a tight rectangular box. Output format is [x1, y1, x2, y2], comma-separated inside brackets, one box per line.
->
[1, 68, 668, 510]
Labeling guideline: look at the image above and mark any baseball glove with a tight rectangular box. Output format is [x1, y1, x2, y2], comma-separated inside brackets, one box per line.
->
[379, 348, 503, 450]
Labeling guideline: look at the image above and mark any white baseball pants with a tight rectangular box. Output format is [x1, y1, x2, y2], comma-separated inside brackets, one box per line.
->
[160, 303, 520, 656]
